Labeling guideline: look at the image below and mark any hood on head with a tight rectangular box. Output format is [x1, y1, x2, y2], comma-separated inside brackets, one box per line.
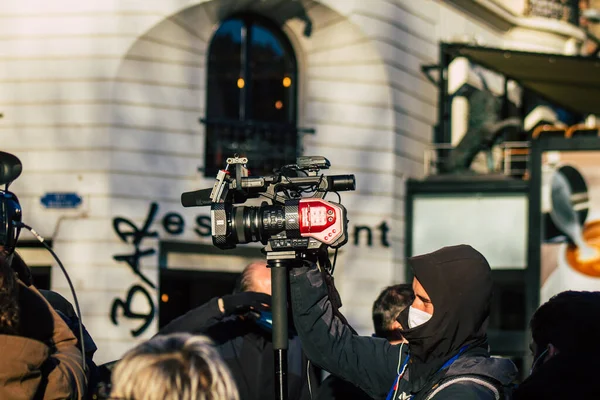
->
[398, 245, 493, 376]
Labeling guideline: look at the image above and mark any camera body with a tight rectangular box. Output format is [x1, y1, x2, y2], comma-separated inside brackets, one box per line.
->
[182, 156, 355, 253]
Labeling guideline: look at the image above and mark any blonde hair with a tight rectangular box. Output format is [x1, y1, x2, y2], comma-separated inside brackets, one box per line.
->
[111, 333, 239, 400]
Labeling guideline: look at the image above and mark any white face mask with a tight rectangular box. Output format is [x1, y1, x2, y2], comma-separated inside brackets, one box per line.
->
[408, 306, 433, 329]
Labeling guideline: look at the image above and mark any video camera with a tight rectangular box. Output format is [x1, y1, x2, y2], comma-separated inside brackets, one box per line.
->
[181, 156, 355, 253]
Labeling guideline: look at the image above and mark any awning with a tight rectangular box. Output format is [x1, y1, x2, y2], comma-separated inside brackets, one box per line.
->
[445, 44, 600, 115]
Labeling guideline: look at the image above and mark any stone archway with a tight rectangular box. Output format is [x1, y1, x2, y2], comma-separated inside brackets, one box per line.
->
[108, 0, 394, 185]
[108, 0, 397, 337]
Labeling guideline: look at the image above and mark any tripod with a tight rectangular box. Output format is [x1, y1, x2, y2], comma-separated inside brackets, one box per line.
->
[266, 250, 304, 400]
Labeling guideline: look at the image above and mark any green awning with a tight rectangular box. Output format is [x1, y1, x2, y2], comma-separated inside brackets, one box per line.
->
[446, 44, 600, 115]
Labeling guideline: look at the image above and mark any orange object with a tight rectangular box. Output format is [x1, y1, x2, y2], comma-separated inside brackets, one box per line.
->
[565, 124, 599, 138]
[532, 124, 566, 139]
[565, 220, 600, 277]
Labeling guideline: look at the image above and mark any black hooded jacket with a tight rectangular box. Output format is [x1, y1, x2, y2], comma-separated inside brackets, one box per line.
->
[513, 352, 600, 399]
[397, 244, 496, 391]
[288, 244, 517, 399]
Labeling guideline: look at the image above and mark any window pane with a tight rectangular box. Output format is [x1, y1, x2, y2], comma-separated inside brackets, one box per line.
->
[204, 16, 299, 177]
[206, 19, 243, 120]
[249, 23, 296, 123]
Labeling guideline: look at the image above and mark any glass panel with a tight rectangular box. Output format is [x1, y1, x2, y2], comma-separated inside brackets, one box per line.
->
[206, 19, 243, 120]
[248, 23, 296, 124]
[204, 16, 299, 177]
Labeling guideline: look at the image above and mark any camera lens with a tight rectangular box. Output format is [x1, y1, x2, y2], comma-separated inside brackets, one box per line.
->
[231, 205, 286, 244]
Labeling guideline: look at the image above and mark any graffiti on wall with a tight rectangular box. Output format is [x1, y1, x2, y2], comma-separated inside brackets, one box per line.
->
[110, 203, 391, 337]
[110, 203, 159, 337]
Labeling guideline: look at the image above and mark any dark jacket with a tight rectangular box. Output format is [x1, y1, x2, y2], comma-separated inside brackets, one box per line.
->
[158, 297, 320, 400]
[0, 282, 87, 399]
[40, 290, 101, 400]
[289, 245, 517, 400]
[514, 352, 600, 399]
[313, 374, 373, 400]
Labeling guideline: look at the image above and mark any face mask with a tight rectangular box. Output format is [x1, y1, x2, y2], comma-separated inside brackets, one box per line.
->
[408, 306, 432, 329]
[529, 347, 549, 376]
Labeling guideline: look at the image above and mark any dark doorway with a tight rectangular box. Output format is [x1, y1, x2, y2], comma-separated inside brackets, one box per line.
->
[16, 242, 53, 291]
[30, 266, 52, 291]
[159, 269, 240, 328]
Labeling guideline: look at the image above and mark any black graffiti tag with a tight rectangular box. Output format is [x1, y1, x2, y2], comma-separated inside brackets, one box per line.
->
[110, 285, 156, 337]
[112, 202, 159, 288]
[111, 202, 159, 337]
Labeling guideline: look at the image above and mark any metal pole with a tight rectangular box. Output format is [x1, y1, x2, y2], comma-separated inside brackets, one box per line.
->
[269, 258, 289, 400]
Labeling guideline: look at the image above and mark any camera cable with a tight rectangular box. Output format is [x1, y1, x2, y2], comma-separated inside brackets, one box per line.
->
[17, 222, 87, 374]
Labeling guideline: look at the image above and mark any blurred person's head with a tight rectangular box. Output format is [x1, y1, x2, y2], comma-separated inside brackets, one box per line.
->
[235, 261, 271, 295]
[372, 284, 413, 344]
[0, 254, 19, 335]
[529, 290, 600, 374]
[111, 333, 239, 400]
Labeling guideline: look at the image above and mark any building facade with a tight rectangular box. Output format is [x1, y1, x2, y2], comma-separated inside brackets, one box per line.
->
[1, 0, 587, 363]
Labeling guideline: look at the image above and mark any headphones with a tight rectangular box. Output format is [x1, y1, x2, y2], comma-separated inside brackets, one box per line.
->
[0, 151, 23, 255]
[0, 190, 22, 254]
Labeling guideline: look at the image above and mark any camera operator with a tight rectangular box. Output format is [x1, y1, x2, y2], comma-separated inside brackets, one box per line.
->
[314, 284, 414, 400]
[0, 249, 87, 399]
[289, 245, 517, 400]
[158, 261, 321, 400]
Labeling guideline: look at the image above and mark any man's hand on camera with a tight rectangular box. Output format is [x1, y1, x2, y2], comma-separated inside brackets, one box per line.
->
[218, 292, 271, 315]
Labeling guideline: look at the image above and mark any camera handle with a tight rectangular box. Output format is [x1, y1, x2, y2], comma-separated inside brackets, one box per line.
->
[266, 250, 303, 400]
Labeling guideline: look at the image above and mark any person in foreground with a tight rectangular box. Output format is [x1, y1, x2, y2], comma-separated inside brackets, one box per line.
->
[158, 261, 320, 400]
[513, 290, 600, 399]
[289, 244, 517, 399]
[110, 333, 239, 400]
[0, 251, 87, 399]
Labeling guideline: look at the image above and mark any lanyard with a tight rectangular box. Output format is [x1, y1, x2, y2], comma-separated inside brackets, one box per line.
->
[438, 345, 469, 371]
[385, 345, 469, 400]
[385, 354, 410, 400]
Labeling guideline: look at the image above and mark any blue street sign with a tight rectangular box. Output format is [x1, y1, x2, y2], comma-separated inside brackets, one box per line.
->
[41, 193, 82, 209]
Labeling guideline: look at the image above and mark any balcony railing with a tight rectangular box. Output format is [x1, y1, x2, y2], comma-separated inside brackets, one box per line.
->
[424, 142, 531, 178]
[525, 0, 579, 26]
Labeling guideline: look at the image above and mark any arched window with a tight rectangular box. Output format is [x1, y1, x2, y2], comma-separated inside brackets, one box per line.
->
[204, 14, 299, 176]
